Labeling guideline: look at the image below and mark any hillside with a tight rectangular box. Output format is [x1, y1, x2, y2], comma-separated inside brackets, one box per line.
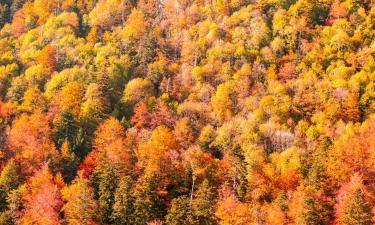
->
[0, 0, 373, 224]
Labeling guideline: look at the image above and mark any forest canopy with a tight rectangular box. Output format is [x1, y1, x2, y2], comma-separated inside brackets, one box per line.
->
[0, 0, 373, 224]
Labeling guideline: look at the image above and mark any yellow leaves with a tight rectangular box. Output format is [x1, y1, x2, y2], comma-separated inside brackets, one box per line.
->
[260, 95, 275, 114]
[20, 86, 48, 112]
[122, 9, 146, 41]
[33, 0, 58, 24]
[44, 67, 84, 99]
[122, 78, 153, 105]
[43, 12, 79, 38]
[24, 64, 48, 85]
[233, 45, 246, 59]
[56, 81, 84, 117]
[60, 140, 72, 158]
[272, 9, 288, 35]
[192, 66, 203, 81]
[89, 0, 126, 29]
[0, 63, 19, 93]
[210, 81, 238, 123]
[270, 147, 301, 175]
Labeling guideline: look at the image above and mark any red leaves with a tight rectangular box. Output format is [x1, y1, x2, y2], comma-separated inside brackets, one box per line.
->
[131, 101, 176, 130]
[78, 150, 98, 179]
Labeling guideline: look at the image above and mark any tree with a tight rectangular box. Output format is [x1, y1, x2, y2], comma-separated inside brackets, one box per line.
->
[122, 78, 154, 105]
[8, 113, 58, 175]
[59, 140, 79, 183]
[111, 176, 134, 225]
[37, 45, 57, 74]
[122, 9, 146, 42]
[191, 180, 217, 225]
[56, 81, 84, 118]
[20, 86, 48, 112]
[93, 117, 132, 174]
[335, 174, 373, 225]
[215, 194, 253, 225]
[131, 101, 176, 130]
[337, 188, 373, 225]
[19, 165, 63, 225]
[62, 177, 100, 225]
[53, 111, 79, 151]
[94, 165, 118, 224]
[137, 126, 181, 182]
[132, 175, 164, 225]
[210, 81, 238, 123]
[81, 83, 110, 123]
[165, 196, 196, 225]
[89, 0, 131, 30]
[0, 160, 19, 211]
[78, 150, 98, 179]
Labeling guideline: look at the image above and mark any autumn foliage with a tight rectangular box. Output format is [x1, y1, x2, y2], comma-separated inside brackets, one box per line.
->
[0, 0, 372, 224]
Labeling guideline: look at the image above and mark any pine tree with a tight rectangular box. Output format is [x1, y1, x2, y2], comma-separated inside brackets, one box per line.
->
[62, 178, 100, 225]
[192, 180, 217, 225]
[301, 194, 324, 225]
[132, 175, 163, 225]
[111, 176, 134, 225]
[95, 164, 118, 224]
[165, 196, 196, 225]
[0, 160, 19, 211]
[338, 188, 373, 225]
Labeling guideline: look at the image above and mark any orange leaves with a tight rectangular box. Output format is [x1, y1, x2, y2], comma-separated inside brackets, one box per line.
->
[37, 45, 57, 75]
[78, 150, 98, 179]
[0, 101, 16, 124]
[278, 62, 297, 82]
[8, 113, 57, 175]
[20, 166, 63, 225]
[215, 195, 253, 225]
[137, 126, 179, 175]
[327, 119, 375, 183]
[184, 145, 221, 185]
[335, 93, 361, 122]
[11, 9, 26, 37]
[94, 117, 132, 174]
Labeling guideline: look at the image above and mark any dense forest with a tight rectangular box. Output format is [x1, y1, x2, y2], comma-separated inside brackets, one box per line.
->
[0, 0, 372, 224]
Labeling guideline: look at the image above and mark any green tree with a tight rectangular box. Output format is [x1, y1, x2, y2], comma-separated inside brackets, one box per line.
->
[0, 160, 19, 211]
[111, 176, 134, 225]
[192, 180, 217, 225]
[132, 175, 163, 225]
[62, 178, 100, 225]
[337, 188, 373, 225]
[165, 196, 196, 225]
